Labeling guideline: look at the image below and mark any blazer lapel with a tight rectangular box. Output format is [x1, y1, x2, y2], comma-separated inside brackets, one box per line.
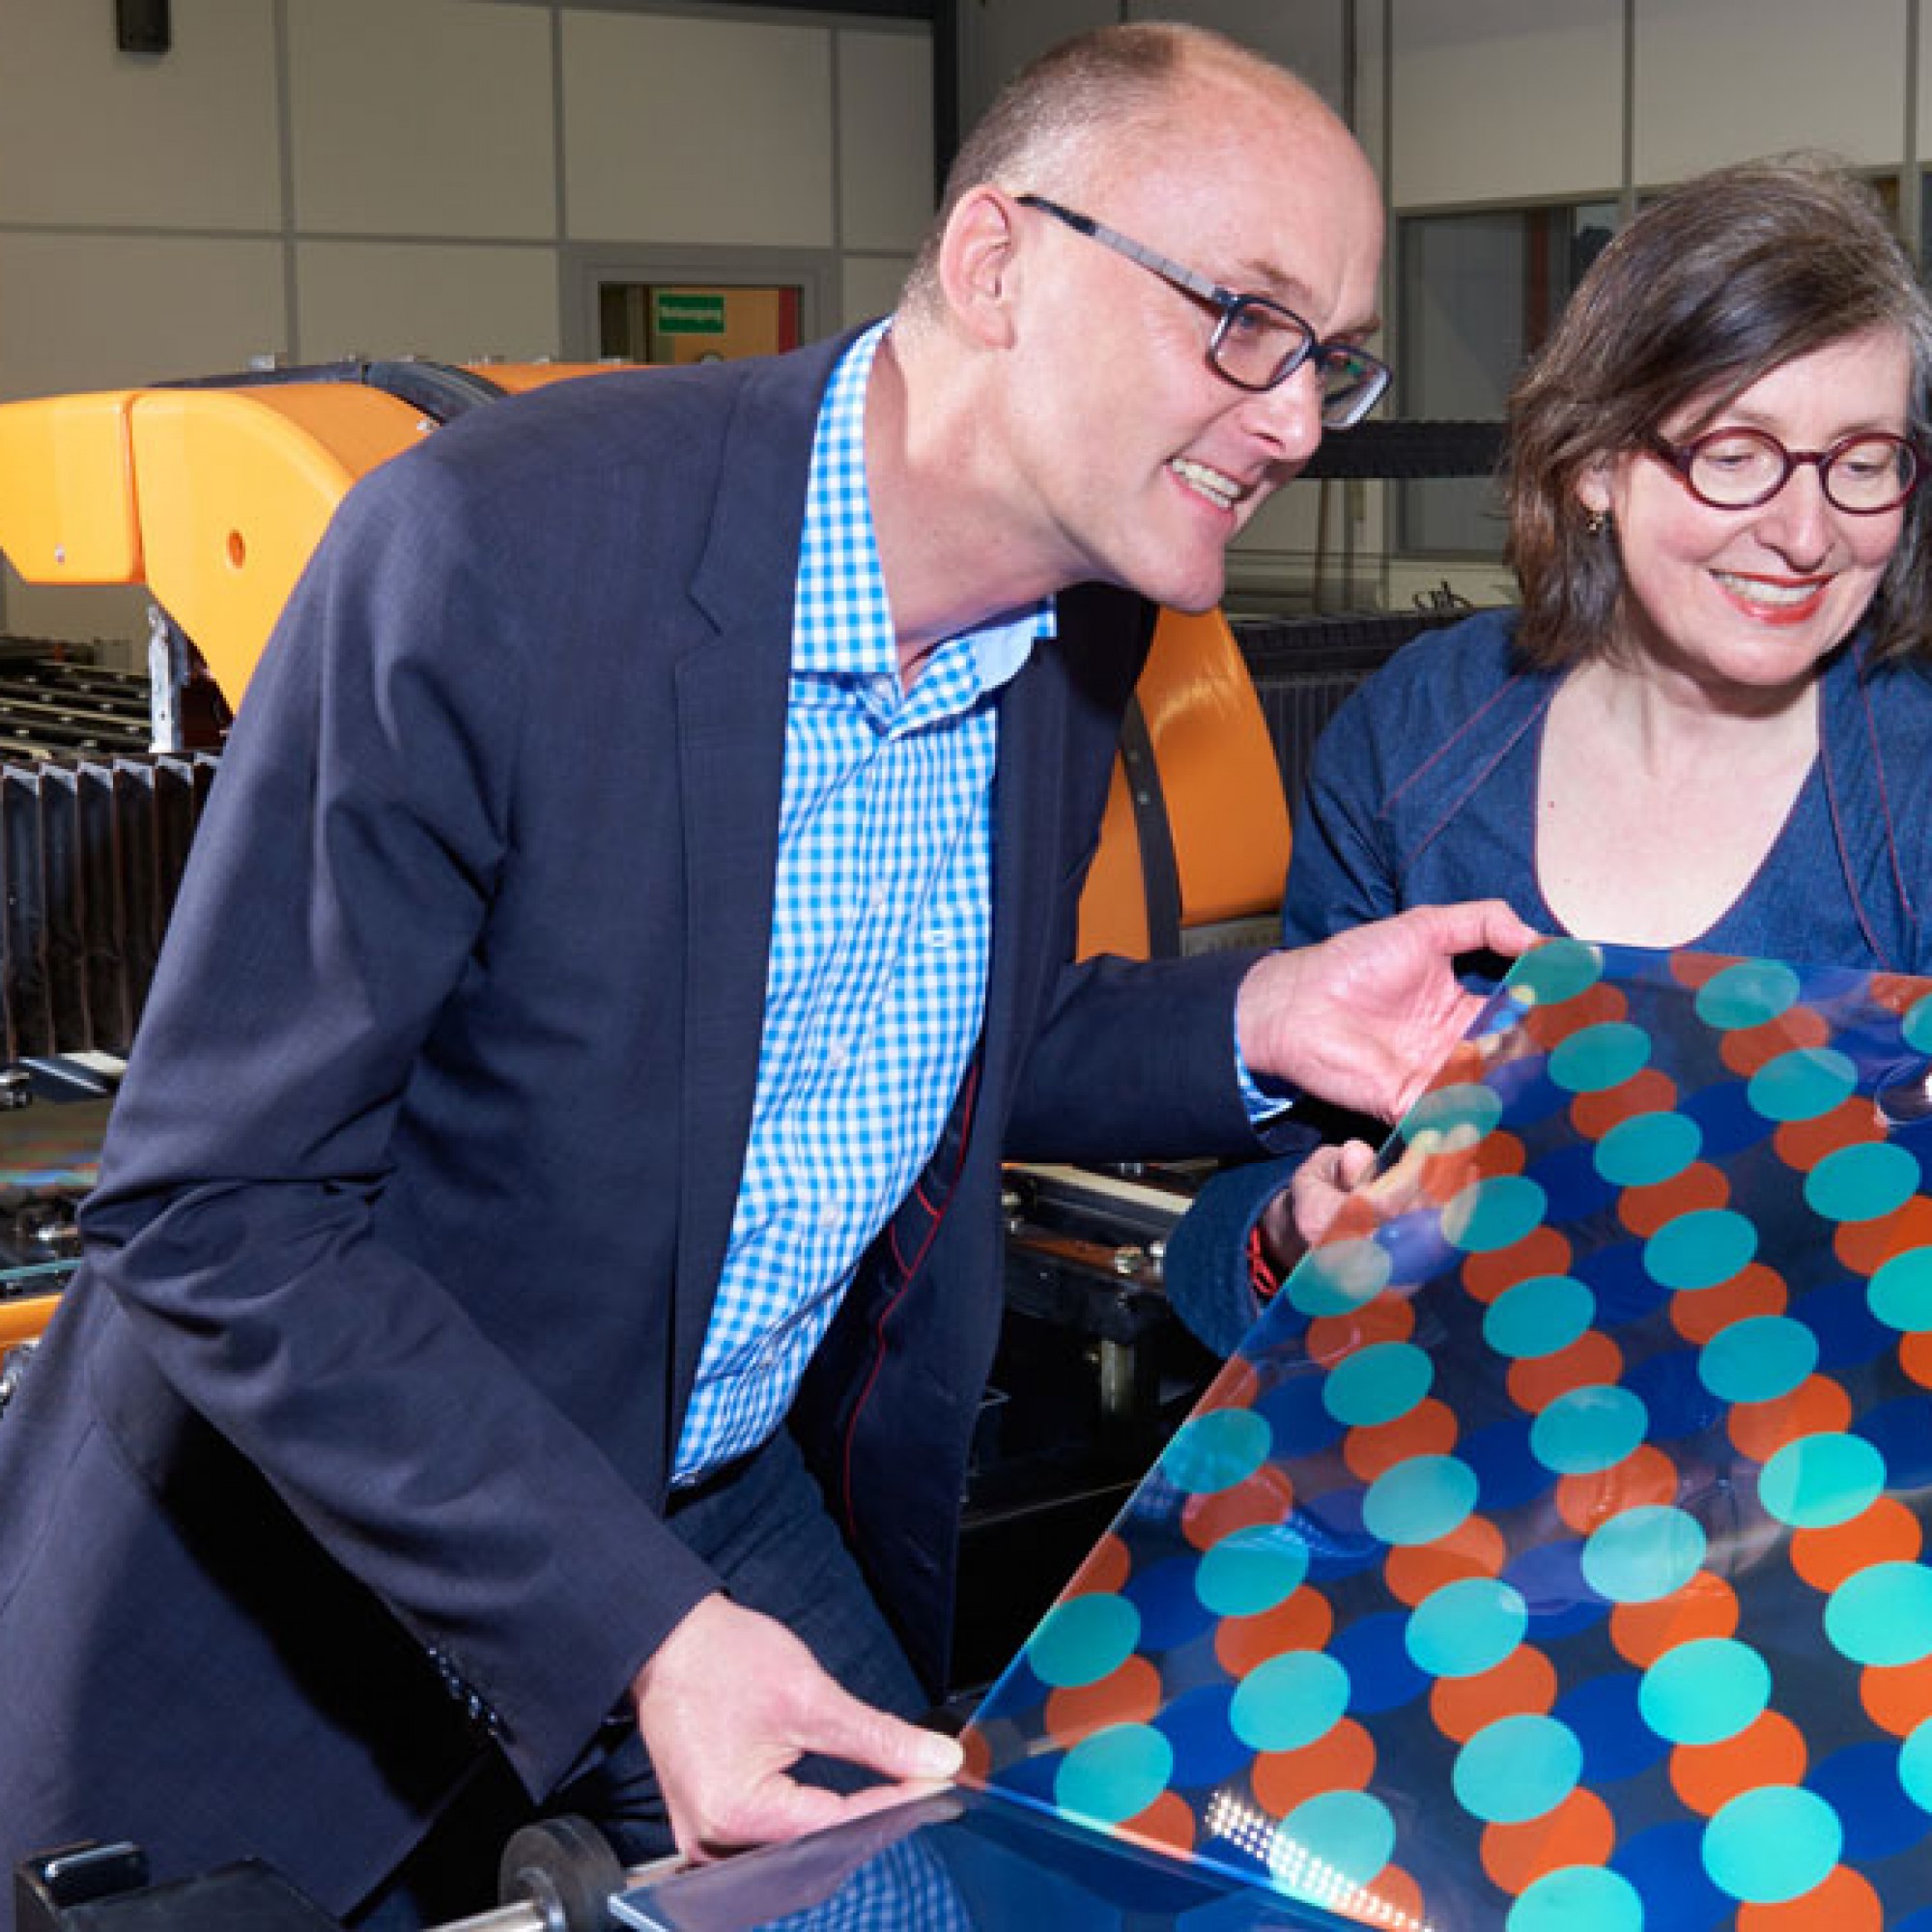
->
[665, 336, 850, 1442]
[980, 644, 1067, 1112]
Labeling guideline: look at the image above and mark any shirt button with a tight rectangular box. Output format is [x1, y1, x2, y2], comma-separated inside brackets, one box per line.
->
[825, 1041, 851, 1069]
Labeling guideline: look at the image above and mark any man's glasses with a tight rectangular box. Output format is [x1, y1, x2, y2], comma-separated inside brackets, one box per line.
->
[1017, 193, 1391, 430]
[1645, 426, 1926, 515]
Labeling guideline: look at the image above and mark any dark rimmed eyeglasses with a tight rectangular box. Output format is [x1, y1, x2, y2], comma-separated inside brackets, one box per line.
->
[1645, 426, 1926, 515]
[1016, 193, 1391, 430]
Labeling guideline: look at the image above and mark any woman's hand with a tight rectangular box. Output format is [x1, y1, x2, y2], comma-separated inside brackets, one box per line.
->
[1257, 1138, 1378, 1278]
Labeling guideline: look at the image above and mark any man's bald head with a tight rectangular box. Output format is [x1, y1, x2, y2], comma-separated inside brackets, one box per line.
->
[898, 23, 1354, 330]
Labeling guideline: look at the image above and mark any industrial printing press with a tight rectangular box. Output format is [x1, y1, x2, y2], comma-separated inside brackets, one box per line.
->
[0, 364, 1492, 1927]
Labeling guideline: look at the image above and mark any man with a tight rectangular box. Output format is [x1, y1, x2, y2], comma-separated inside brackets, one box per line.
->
[0, 21, 1530, 1928]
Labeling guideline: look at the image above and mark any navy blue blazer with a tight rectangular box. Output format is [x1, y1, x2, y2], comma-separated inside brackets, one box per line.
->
[0, 331, 1269, 1920]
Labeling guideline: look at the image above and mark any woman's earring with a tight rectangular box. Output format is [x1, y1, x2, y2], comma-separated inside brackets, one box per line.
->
[1586, 508, 1610, 536]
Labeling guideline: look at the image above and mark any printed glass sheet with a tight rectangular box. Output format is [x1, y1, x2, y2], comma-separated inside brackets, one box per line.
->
[964, 942, 1932, 1929]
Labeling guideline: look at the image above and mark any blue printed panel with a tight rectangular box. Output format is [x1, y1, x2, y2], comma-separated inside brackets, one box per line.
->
[965, 943, 1932, 1927]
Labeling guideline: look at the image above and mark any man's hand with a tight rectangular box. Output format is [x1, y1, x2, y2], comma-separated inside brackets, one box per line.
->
[1237, 900, 1537, 1122]
[631, 1593, 963, 1862]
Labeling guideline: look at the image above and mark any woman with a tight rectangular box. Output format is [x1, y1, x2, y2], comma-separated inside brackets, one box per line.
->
[1168, 154, 1932, 1352]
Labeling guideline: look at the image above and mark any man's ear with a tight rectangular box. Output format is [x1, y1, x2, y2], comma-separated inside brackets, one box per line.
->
[935, 185, 1023, 349]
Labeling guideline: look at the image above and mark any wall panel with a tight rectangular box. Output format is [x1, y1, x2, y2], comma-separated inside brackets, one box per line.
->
[838, 28, 933, 254]
[0, 229, 287, 647]
[1389, 0, 1621, 209]
[0, 0, 280, 229]
[295, 240, 562, 363]
[289, 0, 557, 238]
[1634, 0, 1907, 184]
[563, 11, 835, 246]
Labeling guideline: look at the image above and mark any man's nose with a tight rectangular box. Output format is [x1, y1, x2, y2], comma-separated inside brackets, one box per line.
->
[1240, 360, 1325, 469]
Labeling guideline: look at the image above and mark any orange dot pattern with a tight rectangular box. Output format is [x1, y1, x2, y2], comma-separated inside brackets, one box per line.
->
[1479, 1788, 1616, 1894]
[1738, 1867, 1884, 1932]
[1429, 1645, 1558, 1744]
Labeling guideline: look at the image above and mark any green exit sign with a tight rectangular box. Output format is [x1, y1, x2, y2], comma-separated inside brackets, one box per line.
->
[652, 292, 726, 335]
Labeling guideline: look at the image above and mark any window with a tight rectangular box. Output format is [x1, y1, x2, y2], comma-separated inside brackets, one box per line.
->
[1396, 201, 1617, 558]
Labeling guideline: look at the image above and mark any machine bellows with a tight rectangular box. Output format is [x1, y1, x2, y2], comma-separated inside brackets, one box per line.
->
[0, 752, 214, 1064]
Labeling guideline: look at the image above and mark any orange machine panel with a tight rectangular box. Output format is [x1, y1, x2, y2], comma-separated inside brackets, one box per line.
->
[0, 1294, 59, 1350]
[128, 384, 431, 708]
[0, 389, 146, 586]
[462, 361, 635, 393]
[1075, 606, 1292, 959]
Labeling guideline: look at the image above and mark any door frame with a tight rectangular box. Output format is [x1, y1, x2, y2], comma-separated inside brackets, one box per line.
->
[561, 242, 842, 361]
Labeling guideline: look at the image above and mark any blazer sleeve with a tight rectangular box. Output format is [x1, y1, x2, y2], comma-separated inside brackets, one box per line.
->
[1002, 947, 1274, 1163]
[77, 450, 722, 1803]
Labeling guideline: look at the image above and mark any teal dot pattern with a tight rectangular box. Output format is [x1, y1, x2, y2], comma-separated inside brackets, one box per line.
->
[1157, 1406, 1271, 1495]
[1025, 1591, 1142, 1689]
[1405, 1577, 1529, 1679]
[1693, 957, 1803, 1031]
[1702, 1786, 1843, 1903]
[1804, 1139, 1922, 1223]
[1548, 1021, 1653, 1094]
[1441, 1174, 1548, 1253]
[1270, 1791, 1398, 1898]
[1642, 1208, 1757, 1291]
[1593, 1110, 1702, 1186]
[1484, 1274, 1597, 1360]
[1321, 1341, 1434, 1427]
[1509, 1866, 1644, 1931]
[1529, 1383, 1650, 1475]
[1747, 1046, 1859, 1122]
[1286, 1236, 1392, 1318]
[1900, 1715, 1932, 1811]
[1054, 1722, 1175, 1825]
[1453, 1714, 1584, 1823]
[1868, 1246, 1932, 1331]
[1230, 1650, 1351, 1753]
[1194, 1522, 1309, 1617]
[1361, 1453, 1481, 1548]
[1757, 1432, 1888, 1530]
[1696, 1314, 1817, 1404]
[1822, 1561, 1932, 1667]
[1580, 1504, 1709, 1604]
[966, 946, 1932, 1926]
[1637, 1638, 1771, 1746]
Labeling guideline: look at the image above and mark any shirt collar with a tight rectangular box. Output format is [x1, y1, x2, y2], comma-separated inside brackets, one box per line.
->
[795, 322, 1053, 696]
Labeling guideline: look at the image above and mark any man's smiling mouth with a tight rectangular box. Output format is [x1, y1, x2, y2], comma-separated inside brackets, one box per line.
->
[1170, 457, 1244, 512]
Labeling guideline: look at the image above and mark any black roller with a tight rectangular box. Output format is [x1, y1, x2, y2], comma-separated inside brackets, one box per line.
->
[496, 1816, 626, 1932]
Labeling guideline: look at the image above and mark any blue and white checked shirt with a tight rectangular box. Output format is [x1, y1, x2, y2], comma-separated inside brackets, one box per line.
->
[672, 324, 1051, 1484]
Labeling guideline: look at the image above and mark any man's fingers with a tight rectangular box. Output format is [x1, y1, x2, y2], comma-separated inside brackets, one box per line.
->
[636, 1592, 962, 1866]
[795, 1679, 963, 1784]
[683, 1767, 944, 1861]
[1418, 896, 1541, 960]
